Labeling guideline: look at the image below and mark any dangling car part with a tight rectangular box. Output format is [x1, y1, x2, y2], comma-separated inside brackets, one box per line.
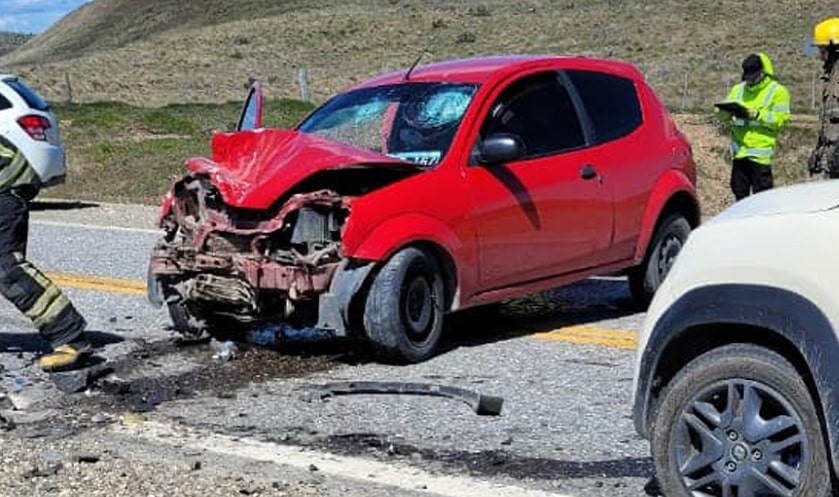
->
[302, 381, 505, 416]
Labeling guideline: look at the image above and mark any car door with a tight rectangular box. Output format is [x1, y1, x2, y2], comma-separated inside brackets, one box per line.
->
[564, 69, 652, 264]
[465, 71, 614, 291]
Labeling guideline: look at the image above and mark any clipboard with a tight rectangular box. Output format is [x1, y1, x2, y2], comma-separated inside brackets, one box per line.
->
[714, 101, 750, 118]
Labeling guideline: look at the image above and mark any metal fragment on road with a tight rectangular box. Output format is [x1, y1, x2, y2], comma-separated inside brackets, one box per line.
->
[51, 363, 113, 394]
[304, 381, 504, 416]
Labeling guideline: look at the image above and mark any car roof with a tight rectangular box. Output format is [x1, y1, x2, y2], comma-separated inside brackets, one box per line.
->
[348, 54, 644, 90]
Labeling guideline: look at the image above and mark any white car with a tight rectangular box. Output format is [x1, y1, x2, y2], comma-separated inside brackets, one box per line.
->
[632, 180, 839, 497]
[0, 74, 65, 187]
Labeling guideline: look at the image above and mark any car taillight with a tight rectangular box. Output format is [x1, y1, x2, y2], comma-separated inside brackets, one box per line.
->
[17, 115, 50, 141]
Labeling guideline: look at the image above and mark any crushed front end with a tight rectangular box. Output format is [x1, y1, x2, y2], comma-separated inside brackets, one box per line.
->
[149, 174, 367, 340]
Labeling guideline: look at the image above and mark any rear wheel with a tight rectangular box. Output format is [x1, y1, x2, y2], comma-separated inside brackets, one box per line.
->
[362, 247, 445, 364]
[629, 212, 690, 308]
[651, 344, 831, 497]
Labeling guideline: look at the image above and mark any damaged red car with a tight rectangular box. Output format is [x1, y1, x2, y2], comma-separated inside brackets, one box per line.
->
[147, 55, 699, 364]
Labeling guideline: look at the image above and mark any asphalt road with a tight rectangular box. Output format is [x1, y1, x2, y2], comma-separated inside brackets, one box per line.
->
[0, 202, 654, 497]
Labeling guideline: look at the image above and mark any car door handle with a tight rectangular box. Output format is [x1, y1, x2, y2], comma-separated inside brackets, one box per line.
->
[580, 164, 598, 180]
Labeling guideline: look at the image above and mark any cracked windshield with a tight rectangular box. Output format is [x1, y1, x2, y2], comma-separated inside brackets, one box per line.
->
[297, 82, 478, 167]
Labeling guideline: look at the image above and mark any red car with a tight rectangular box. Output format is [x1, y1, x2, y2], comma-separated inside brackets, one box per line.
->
[148, 55, 699, 363]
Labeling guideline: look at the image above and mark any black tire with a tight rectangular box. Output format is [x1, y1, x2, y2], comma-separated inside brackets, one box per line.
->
[651, 344, 831, 497]
[363, 247, 445, 364]
[629, 213, 691, 308]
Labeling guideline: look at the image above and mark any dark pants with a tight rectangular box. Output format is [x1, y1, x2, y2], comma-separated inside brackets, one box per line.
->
[0, 192, 86, 348]
[731, 158, 773, 200]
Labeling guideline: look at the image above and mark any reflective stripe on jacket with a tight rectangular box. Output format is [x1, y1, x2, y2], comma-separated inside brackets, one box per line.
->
[0, 136, 40, 194]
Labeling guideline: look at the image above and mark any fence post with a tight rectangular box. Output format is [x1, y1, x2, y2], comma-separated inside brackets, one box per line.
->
[297, 68, 310, 102]
[63, 72, 73, 105]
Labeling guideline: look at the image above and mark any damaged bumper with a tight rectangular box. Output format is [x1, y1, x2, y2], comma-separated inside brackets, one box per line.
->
[149, 174, 372, 337]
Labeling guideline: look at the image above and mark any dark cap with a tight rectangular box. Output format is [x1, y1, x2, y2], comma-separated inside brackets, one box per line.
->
[741, 53, 764, 83]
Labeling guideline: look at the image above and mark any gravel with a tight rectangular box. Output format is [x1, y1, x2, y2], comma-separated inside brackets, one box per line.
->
[0, 429, 331, 497]
[0, 203, 657, 497]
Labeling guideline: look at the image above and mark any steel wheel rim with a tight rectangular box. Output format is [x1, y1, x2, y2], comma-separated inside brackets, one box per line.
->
[657, 234, 682, 279]
[403, 276, 433, 339]
[671, 379, 808, 497]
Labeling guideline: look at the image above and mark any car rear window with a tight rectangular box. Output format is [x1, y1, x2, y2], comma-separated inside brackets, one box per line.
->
[566, 70, 642, 144]
[3, 78, 50, 111]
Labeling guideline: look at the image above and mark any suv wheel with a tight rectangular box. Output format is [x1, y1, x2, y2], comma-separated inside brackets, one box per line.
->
[652, 344, 831, 497]
[629, 212, 690, 308]
[363, 247, 445, 364]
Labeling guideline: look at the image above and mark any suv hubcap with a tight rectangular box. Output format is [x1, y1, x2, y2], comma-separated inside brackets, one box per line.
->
[672, 380, 807, 497]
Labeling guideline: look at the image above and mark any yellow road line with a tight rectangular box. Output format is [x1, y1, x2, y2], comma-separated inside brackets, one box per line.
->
[45, 272, 147, 296]
[532, 325, 637, 350]
[40, 271, 639, 351]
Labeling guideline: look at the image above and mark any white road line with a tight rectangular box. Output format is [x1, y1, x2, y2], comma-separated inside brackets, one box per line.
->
[116, 421, 573, 497]
[31, 219, 162, 235]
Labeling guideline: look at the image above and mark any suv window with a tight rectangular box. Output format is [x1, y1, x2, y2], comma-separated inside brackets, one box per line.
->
[2, 78, 50, 111]
[566, 70, 642, 144]
[482, 72, 586, 158]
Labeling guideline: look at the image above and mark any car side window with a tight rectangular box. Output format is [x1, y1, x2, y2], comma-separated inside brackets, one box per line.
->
[566, 70, 642, 144]
[0, 94, 10, 111]
[481, 73, 586, 158]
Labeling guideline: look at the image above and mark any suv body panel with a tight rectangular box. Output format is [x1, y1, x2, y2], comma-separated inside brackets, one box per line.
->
[633, 180, 839, 469]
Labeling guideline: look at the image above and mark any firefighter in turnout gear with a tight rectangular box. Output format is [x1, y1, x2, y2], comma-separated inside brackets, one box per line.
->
[808, 17, 839, 178]
[0, 135, 94, 372]
[718, 52, 791, 200]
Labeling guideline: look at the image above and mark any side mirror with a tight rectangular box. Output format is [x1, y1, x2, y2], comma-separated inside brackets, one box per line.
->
[237, 79, 264, 131]
[478, 133, 525, 165]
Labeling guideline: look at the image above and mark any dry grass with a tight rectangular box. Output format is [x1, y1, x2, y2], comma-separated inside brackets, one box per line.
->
[0, 0, 835, 111]
[1, 0, 828, 214]
[676, 113, 818, 216]
[0, 32, 32, 57]
[47, 99, 314, 204]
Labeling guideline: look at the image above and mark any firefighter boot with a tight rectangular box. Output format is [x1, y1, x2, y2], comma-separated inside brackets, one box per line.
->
[38, 340, 94, 372]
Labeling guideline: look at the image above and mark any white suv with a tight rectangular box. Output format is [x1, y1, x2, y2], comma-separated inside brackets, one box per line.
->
[0, 75, 65, 187]
[632, 180, 839, 497]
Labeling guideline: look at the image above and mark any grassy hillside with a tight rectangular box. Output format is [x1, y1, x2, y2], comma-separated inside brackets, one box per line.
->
[1, 0, 835, 112]
[2, 0, 323, 66]
[0, 32, 33, 58]
[48, 98, 314, 203]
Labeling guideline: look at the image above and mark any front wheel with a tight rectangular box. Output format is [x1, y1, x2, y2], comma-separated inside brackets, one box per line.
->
[651, 344, 831, 497]
[362, 247, 445, 364]
[629, 212, 691, 308]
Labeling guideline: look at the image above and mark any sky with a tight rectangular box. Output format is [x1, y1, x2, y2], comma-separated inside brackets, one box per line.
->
[0, 0, 92, 34]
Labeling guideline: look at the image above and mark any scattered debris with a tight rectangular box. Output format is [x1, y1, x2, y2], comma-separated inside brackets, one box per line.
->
[90, 413, 112, 424]
[304, 381, 504, 416]
[246, 323, 333, 348]
[51, 363, 113, 394]
[212, 340, 238, 362]
[12, 375, 28, 392]
[0, 412, 15, 431]
[23, 462, 63, 478]
[76, 454, 101, 464]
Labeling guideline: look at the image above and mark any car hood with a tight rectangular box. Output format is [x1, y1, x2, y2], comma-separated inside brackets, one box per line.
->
[708, 179, 839, 224]
[186, 128, 418, 210]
